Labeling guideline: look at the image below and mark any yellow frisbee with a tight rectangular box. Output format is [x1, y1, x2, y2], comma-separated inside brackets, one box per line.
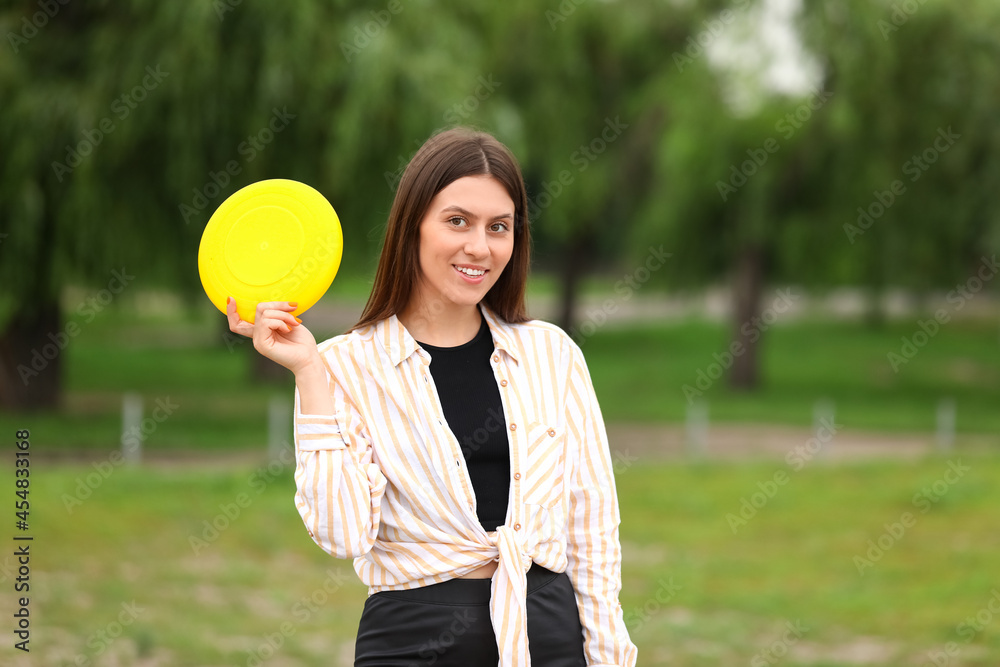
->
[198, 179, 342, 323]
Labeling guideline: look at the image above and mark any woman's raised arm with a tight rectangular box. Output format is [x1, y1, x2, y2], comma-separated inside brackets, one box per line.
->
[228, 297, 385, 556]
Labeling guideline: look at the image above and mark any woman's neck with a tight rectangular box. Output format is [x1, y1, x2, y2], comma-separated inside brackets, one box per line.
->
[398, 301, 483, 347]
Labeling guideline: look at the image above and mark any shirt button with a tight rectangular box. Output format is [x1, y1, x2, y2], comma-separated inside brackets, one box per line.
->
[513, 472, 521, 480]
[513, 523, 521, 531]
[500, 379, 508, 387]
[547, 428, 556, 437]
[492, 354, 500, 363]
[509, 423, 517, 431]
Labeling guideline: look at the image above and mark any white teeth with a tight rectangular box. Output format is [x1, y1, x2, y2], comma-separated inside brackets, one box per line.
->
[456, 266, 485, 276]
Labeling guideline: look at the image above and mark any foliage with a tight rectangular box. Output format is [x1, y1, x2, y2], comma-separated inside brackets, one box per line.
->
[1, 0, 998, 401]
[632, 0, 1000, 291]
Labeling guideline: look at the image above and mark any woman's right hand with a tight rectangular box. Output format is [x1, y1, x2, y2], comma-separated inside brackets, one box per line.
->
[227, 298, 322, 376]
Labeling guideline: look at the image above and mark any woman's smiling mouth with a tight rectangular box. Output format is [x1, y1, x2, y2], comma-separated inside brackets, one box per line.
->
[454, 265, 488, 282]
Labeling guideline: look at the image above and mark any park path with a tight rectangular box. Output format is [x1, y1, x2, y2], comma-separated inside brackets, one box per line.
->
[37, 421, 987, 469]
[603, 422, 986, 462]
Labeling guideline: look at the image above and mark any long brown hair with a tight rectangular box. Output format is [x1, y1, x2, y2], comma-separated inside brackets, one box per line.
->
[347, 127, 531, 333]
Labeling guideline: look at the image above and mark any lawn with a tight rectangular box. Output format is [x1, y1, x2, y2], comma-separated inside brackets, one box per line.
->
[1, 296, 996, 454]
[2, 455, 998, 666]
[583, 316, 1000, 433]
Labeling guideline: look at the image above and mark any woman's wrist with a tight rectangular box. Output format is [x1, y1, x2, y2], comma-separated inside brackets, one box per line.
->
[292, 351, 326, 380]
[294, 355, 336, 416]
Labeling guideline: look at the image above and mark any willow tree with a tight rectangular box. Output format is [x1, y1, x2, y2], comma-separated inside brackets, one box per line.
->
[468, 0, 698, 335]
[0, 0, 490, 408]
[631, 0, 1000, 391]
[799, 0, 1000, 323]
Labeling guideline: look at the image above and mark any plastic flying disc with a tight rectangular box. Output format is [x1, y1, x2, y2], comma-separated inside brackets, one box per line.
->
[198, 179, 342, 323]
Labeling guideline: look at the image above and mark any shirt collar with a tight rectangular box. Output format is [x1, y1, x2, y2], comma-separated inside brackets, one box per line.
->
[377, 303, 522, 367]
[480, 304, 521, 365]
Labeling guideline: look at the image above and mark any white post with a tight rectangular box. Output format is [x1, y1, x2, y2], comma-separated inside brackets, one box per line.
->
[122, 393, 143, 465]
[813, 399, 835, 458]
[268, 394, 291, 463]
[686, 400, 708, 458]
[936, 398, 955, 452]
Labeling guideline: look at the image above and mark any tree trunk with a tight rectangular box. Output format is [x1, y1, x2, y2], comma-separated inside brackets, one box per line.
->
[215, 306, 290, 383]
[864, 232, 886, 329]
[0, 197, 61, 410]
[729, 246, 765, 391]
[250, 347, 292, 383]
[864, 286, 886, 329]
[558, 233, 591, 335]
[0, 300, 63, 410]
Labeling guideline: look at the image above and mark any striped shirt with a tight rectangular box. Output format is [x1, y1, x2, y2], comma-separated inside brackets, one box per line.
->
[292, 303, 638, 666]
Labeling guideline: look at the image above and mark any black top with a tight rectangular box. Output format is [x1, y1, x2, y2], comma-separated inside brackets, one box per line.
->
[416, 309, 510, 532]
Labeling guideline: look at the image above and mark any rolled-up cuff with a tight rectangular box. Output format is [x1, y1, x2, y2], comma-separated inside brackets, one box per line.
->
[295, 413, 345, 451]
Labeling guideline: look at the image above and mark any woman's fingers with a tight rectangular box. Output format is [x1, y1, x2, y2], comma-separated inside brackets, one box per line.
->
[255, 301, 299, 321]
[226, 297, 317, 372]
[259, 308, 300, 330]
[253, 308, 305, 350]
[228, 299, 300, 338]
[263, 316, 294, 334]
[226, 297, 254, 337]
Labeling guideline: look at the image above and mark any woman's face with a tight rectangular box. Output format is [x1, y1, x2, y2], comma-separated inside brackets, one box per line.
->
[413, 175, 515, 313]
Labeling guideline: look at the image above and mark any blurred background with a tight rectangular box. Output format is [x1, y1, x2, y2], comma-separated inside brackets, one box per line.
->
[1, 0, 999, 665]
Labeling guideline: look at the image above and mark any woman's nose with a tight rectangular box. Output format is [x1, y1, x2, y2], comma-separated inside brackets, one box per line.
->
[464, 229, 489, 258]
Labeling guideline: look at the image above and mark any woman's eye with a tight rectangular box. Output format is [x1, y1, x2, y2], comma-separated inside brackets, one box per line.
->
[448, 216, 467, 227]
[490, 222, 509, 232]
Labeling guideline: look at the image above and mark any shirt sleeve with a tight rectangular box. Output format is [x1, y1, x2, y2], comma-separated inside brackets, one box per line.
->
[563, 340, 639, 666]
[292, 362, 388, 560]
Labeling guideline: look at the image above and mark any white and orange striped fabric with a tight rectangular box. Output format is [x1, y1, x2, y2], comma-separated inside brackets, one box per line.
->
[292, 303, 638, 666]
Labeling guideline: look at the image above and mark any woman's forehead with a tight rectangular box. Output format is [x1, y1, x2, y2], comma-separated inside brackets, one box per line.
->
[428, 176, 514, 216]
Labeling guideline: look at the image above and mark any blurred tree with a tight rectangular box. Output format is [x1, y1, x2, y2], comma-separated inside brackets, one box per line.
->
[799, 0, 1000, 325]
[477, 0, 696, 333]
[0, 0, 481, 406]
[2, 0, 997, 412]
[632, 0, 1000, 391]
[0, 0, 700, 406]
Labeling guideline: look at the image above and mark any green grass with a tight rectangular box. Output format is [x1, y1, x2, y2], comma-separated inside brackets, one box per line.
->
[583, 317, 1000, 434]
[0, 299, 997, 454]
[4, 456, 999, 666]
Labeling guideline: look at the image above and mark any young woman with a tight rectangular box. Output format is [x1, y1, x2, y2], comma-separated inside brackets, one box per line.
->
[227, 127, 638, 666]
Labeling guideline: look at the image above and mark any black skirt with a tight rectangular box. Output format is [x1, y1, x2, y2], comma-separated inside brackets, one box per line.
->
[354, 562, 587, 666]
